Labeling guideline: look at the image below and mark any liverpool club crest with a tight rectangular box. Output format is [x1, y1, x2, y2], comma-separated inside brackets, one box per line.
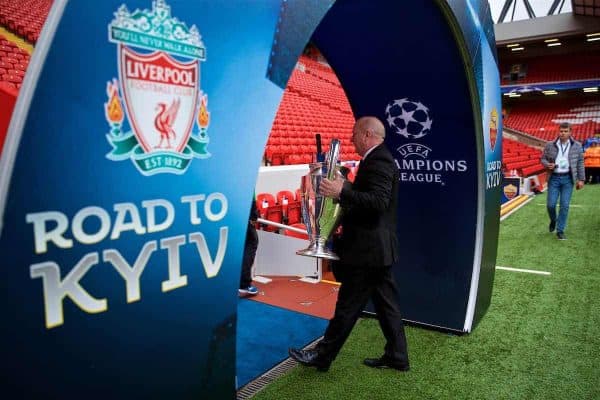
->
[105, 0, 210, 176]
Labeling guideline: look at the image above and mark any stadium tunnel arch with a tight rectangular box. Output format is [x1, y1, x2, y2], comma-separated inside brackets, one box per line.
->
[267, 0, 501, 332]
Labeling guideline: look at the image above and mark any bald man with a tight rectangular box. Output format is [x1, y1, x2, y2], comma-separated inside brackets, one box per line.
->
[289, 116, 409, 372]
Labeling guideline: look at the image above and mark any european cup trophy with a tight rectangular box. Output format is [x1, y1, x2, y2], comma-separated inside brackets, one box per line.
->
[296, 139, 343, 260]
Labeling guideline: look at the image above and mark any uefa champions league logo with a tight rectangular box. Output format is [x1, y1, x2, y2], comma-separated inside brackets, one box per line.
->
[385, 98, 433, 140]
[385, 97, 467, 185]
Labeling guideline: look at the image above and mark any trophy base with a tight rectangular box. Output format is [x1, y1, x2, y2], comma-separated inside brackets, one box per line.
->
[296, 243, 340, 261]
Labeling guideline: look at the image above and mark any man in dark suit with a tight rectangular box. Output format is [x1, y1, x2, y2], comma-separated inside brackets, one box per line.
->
[288, 116, 409, 372]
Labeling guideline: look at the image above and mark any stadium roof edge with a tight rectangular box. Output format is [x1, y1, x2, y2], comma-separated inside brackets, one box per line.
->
[494, 13, 600, 45]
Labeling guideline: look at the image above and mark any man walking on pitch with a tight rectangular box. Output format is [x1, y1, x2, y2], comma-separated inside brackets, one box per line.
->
[541, 122, 585, 240]
[288, 116, 409, 372]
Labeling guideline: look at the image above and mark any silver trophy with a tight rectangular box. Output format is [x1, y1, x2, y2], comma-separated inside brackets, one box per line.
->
[296, 139, 343, 260]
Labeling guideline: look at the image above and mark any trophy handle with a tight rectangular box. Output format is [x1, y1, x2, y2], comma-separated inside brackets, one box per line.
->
[324, 139, 341, 180]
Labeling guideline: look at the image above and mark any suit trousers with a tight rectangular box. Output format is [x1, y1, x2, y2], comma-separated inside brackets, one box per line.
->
[315, 263, 409, 365]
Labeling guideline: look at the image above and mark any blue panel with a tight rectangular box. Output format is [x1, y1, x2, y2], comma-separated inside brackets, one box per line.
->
[313, 0, 499, 330]
[267, 0, 334, 89]
[474, 22, 503, 329]
[0, 0, 287, 397]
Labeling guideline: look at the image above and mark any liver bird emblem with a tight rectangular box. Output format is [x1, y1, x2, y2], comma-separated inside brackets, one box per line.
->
[154, 98, 180, 149]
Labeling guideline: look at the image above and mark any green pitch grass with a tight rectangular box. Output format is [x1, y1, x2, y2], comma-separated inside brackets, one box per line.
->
[252, 184, 600, 400]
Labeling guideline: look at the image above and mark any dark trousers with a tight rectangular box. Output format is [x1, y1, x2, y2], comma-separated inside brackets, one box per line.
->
[239, 223, 258, 289]
[315, 263, 409, 365]
[585, 167, 600, 183]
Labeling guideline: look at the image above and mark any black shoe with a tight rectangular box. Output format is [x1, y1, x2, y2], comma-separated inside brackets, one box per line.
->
[363, 357, 410, 371]
[557, 232, 566, 240]
[549, 220, 556, 233]
[288, 348, 330, 372]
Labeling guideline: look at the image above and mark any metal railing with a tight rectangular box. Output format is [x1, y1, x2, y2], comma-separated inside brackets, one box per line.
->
[256, 218, 307, 235]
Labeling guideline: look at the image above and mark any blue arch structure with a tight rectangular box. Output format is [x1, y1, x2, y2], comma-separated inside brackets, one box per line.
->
[311, 0, 501, 331]
[0, 0, 501, 397]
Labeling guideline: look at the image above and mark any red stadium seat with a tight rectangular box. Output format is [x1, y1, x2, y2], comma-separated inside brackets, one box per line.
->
[264, 205, 283, 232]
[500, 52, 600, 85]
[276, 190, 295, 214]
[301, 153, 312, 163]
[285, 201, 302, 225]
[256, 192, 276, 218]
[271, 153, 284, 166]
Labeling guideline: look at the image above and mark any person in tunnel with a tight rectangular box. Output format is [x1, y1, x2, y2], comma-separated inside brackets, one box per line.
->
[288, 116, 409, 372]
[239, 198, 259, 296]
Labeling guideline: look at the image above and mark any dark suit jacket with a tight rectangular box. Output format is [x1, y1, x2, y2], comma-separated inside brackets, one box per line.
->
[335, 143, 399, 268]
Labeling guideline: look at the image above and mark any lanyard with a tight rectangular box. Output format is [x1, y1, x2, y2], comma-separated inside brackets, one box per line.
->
[559, 141, 569, 157]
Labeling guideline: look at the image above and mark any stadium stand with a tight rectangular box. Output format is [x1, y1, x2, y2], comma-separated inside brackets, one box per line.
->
[0, 0, 49, 145]
[502, 137, 544, 177]
[0, 0, 52, 44]
[504, 98, 600, 142]
[0, 33, 27, 147]
[498, 22, 600, 187]
[0, 34, 30, 90]
[265, 55, 360, 165]
[500, 52, 600, 85]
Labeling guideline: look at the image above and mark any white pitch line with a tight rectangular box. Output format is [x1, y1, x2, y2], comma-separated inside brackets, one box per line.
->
[496, 266, 551, 275]
[535, 203, 598, 208]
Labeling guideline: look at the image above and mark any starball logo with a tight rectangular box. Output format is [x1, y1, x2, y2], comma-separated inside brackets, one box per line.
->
[104, 0, 211, 176]
[385, 98, 433, 140]
[385, 98, 467, 185]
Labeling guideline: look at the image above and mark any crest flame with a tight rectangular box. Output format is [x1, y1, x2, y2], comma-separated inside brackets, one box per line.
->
[198, 94, 209, 128]
[105, 79, 124, 124]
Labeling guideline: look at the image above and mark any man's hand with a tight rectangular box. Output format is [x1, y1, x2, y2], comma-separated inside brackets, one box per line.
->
[546, 162, 555, 171]
[319, 176, 344, 199]
[576, 180, 584, 190]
